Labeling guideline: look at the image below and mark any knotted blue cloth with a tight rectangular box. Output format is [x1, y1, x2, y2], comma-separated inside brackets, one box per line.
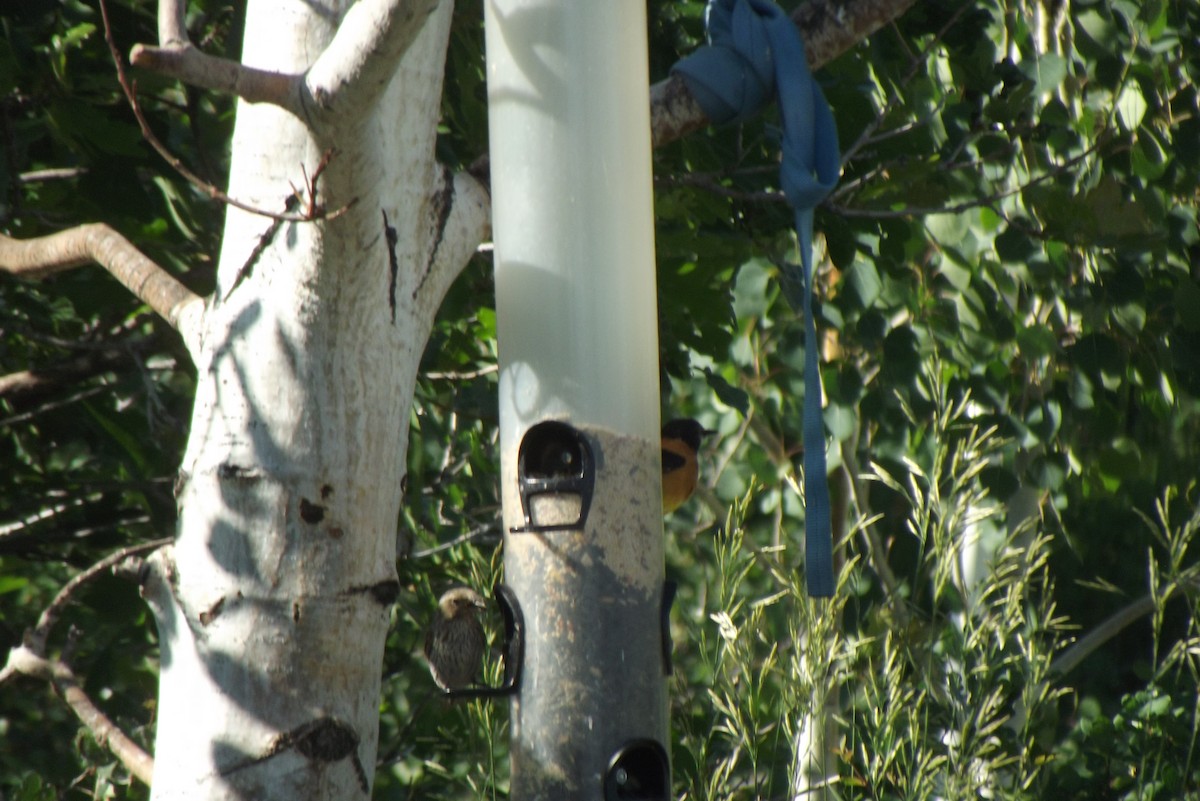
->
[673, 0, 840, 597]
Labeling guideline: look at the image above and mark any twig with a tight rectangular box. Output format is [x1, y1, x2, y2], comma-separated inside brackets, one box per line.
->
[128, 0, 298, 110]
[1052, 574, 1200, 678]
[98, 0, 350, 223]
[0, 493, 103, 540]
[0, 538, 168, 785]
[0, 382, 113, 428]
[842, 446, 902, 603]
[133, 0, 442, 132]
[841, 4, 973, 166]
[0, 347, 132, 400]
[656, 172, 788, 204]
[130, 42, 302, 111]
[828, 138, 1111, 220]
[4, 646, 155, 784]
[28, 538, 172, 655]
[298, 148, 339, 219]
[411, 522, 501, 559]
[19, 167, 89, 183]
[422, 364, 498, 381]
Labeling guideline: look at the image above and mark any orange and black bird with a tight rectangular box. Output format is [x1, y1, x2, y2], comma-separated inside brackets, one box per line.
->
[661, 418, 713, 514]
[424, 586, 488, 692]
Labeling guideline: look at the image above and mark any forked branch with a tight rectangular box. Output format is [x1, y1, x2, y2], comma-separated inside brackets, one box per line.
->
[4, 646, 155, 785]
[100, 0, 349, 223]
[0, 539, 169, 787]
[131, 0, 441, 126]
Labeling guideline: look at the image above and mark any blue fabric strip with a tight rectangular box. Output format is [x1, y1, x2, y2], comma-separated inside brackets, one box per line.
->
[672, 0, 839, 596]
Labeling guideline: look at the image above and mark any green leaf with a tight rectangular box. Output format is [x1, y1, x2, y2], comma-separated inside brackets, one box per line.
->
[702, 368, 749, 415]
[1016, 324, 1057, 358]
[0, 575, 31, 595]
[1176, 280, 1200, 333]
[1116, 83, 1148, 132]
[995, 226, 1038, 263]
[58, 22, 96, 49]
[1023, 52, 1067, 97]
[732, 258, 773, 319]
[1130, 129, 1169, 181]
[83, 402, 149, 476]
[825, 403, 856, 442]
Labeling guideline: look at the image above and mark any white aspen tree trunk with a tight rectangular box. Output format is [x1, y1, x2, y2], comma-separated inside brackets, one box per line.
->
[138, 1, 488, 797]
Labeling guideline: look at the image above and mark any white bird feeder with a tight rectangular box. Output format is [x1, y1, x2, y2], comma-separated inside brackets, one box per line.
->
[484, 0, 671, 797]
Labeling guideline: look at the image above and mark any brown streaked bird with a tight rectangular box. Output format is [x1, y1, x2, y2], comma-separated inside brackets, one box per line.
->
[424, 586, 487, 692]
[661, 418, 713, 514]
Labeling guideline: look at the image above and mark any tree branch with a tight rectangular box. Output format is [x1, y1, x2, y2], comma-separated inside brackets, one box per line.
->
[649, 0, 918, 148]
[0, 225, 204, 351]
[4, 646, 155, 785]
[131, 43, 302, 114]
[303, 0, 442, 120]
[0, 348, 134, 400]
[28, 539, 171, 657]
[129, 0, 301, 113]
[0, 539, 168, 785]
[132, 0, 441, 128]
[0, 319, 168, 401]
[100, 0, 349, 223]
[1051, 574, 1200, 679]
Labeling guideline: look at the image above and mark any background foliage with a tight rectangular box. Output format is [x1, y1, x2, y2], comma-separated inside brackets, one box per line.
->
[2, 0, 1199, 798]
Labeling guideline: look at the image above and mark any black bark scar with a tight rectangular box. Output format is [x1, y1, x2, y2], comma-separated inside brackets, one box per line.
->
[344, 579, 401, 607]
[382, 209, 399, 323]
[224, 195, 300, 302]
[299, 497, 325, 524]
[412, 167, 454, 301]
[221, 716, 369, 794]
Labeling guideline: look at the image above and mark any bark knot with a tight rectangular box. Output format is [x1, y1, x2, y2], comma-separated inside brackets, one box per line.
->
[299, 497, 326, 523]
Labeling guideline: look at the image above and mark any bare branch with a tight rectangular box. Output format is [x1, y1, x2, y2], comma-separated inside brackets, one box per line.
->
[1051, 573, 1200, 678]
[0, 495, 100, 542]
[0, 539, 167, 784]
[840, 443, 903, 601]
[0, 225, 203, 342]
[656, 171, 788, 204]
[423, 364, 499, 382]
[154, 0, 186, 44]
[4, 646, 155, 785]
[29, 538, 171, 655]
[132, 0, 441, 127]
[19, 167, 89, 184]
[794, 0, 916, 69]
[0, 348, 133, 400]
[411, 521, 501, 559]
[649, 0, 917, 148]
[0, 318, 169, 401]
[0, 384, 113, 429]
[648, 67, 711, 150]
[128, 0, 302, 112]
[131, 43, 303, 114]
[99, 0, 350, 222]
